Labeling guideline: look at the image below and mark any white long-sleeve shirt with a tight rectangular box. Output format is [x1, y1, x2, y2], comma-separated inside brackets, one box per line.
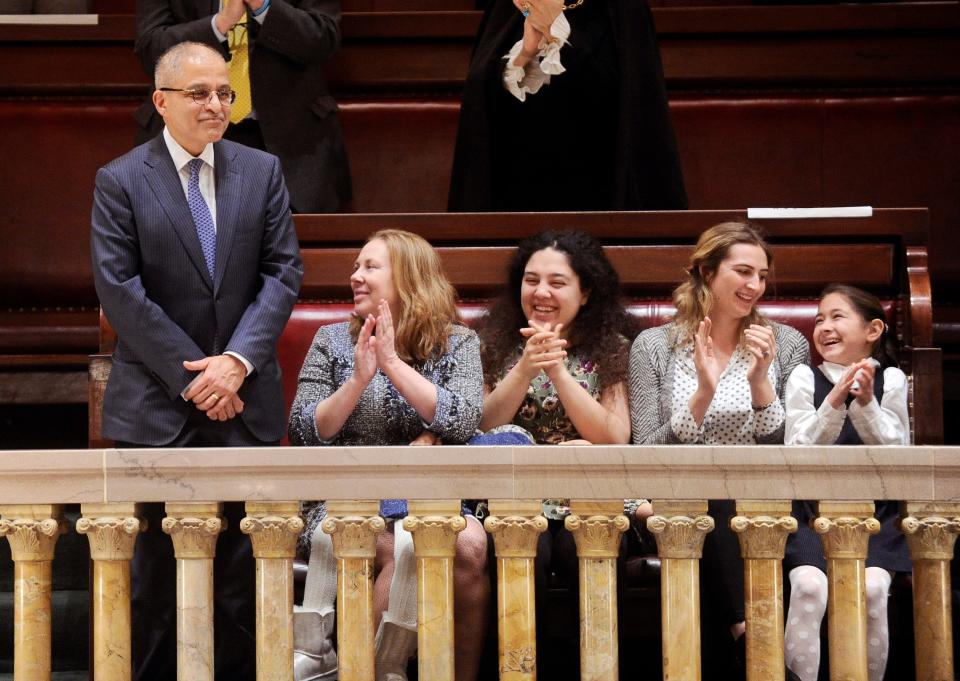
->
[784, 362, 910, 445]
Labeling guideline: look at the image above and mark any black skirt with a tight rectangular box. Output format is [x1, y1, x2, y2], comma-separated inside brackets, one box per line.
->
[784, 499, 911, 574]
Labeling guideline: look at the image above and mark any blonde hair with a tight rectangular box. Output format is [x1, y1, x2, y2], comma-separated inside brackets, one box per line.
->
[671, 221, 773, 345]
[349, 229, 461, 363]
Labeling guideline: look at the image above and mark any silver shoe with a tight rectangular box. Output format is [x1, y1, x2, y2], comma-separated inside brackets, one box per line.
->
[294, 609, 338, 681]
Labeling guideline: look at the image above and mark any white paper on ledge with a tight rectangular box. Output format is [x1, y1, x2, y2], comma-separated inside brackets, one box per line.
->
[747, 206, 873, 219]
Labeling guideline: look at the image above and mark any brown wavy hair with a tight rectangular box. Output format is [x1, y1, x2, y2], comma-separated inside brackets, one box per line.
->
[349, 229, 460, 364]
[478, 230, 639, 393]
[672, 221, 773, 346]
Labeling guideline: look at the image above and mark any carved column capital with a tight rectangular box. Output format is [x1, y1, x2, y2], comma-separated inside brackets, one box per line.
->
[162, 503, 224, 559]
[322, 502, 386, 560]
[813, 515, 880, 560]
[901, 515, 960, 561]
[241, 502, 304, 559]
[648, 502, 714, 559]
[0, 505, 67, 562]
[565, 502, 630, 559]
[403, 514, 467, 558]
[730, 512, 797, 560]
[484, 514, 548, 558]
[77, 503, 145, 561]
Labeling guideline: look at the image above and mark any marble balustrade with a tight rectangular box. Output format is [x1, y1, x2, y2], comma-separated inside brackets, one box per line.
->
[0, 445, 958, 681]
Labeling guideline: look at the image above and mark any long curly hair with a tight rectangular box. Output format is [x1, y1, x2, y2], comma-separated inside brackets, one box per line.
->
[349, 229, 460, 364]
[478, 230, 639, 392]
[671, 221, 773, 346]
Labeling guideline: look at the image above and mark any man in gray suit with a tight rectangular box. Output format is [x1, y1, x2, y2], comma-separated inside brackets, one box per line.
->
[91, 41, 302, 680]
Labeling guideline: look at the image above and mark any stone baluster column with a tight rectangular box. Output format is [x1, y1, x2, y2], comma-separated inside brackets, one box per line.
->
[900, 502, 960, 681]
[0, 504, 66, 681]
[564, 501, 629, 681]
[76, 503, 144, 681]
[484, 500, 548, 681]
[240, 502, 304, 681]
[322, 501, 385, 681]
[813, 501, 880, 681]
[730, 501, 797, 681]
[404, 500, 467, 681]
[647, 501, 714, 681]
[162, 502, 225, 681]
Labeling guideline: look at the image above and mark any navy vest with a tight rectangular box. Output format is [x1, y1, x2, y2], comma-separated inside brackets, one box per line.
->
[812, 364, 885, 445]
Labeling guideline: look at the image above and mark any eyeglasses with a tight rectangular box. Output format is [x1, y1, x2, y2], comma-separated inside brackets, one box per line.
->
[159, 87, 237, 105]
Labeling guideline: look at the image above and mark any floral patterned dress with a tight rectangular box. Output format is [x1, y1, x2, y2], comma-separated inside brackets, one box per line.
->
[506, 350, 601, 444]
[489, 348, 606, 519]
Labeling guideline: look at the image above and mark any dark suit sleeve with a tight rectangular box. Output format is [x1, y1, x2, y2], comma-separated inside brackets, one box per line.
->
[135, 0, 227, 78]
[256, 0, 341, 66]
[91, 165, 206, 400]
[222, 155, 303, 372]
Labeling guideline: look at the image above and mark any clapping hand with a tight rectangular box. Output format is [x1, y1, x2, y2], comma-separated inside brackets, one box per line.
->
[744, 323, 776, 386]
[352, 314, 378, 386]
[693, 317, 722, 394]
[373, 299, 400, 368]
[849, 358, 878, 407]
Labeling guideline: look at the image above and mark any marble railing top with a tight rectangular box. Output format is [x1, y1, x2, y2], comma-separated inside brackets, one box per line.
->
[0, 446, 956, 505]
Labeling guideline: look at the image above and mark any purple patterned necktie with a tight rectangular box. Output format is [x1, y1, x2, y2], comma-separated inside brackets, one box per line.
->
[186, 158, 216, 279]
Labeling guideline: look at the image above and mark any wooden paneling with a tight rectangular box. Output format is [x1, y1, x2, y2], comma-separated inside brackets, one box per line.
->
[292, 209, 929, 245]
[1, 6, 959, 94]
[299, 243, 894, 299]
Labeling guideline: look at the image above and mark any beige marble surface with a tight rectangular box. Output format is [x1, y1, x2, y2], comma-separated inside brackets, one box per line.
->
[0, 450, 104, 503]
[0, 445, 956, 503]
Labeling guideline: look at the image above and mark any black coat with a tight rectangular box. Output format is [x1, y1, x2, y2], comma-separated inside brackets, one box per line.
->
[134, 0, 351, 213]
[448, 0, 687, 211]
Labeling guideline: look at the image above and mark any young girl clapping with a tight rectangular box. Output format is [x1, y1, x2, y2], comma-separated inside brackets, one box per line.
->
[783, 284, 910, 681]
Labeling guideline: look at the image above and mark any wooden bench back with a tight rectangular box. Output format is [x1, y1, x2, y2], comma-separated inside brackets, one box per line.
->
[91, 209, 942, 445]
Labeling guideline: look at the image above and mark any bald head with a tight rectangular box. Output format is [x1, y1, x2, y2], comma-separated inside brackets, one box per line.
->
[151, 42, 231, 156]
[154, 42, 226, 89]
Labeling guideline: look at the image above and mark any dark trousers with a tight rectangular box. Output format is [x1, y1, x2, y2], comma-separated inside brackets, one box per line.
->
[122, 408, 275, 681]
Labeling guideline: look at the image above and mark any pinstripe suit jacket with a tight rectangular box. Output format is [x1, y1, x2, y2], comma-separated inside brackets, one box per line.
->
[91, 135, 303, 445]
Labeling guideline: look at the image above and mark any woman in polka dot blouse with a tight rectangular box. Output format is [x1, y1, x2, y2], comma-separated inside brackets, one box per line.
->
[628, 221, 809, 674]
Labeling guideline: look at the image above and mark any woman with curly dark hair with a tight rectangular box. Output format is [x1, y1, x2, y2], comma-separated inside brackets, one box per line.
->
[478, 229, 638, 445]
[475, 230, 645, 672]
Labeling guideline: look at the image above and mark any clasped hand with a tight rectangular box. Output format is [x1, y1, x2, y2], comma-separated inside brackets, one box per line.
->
[825, 358, 877, 410]
[183, 354, 246, 421]
[352, 300, 401, 386]
[517, 320, 567, 381]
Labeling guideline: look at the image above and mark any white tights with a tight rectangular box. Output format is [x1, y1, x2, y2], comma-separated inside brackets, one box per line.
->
[784, 565, 891, 681]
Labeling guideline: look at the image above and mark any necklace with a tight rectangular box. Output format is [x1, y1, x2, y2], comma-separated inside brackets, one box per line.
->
[562, 0, 585, 9]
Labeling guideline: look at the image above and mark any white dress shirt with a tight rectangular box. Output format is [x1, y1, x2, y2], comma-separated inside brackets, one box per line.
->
[163, 127, 218, 233]
[784, 362, 910, 445]
[163, 127, 254, 385]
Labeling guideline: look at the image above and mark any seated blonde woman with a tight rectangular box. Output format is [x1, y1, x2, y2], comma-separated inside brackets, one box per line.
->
[288, 229, 488, 681]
